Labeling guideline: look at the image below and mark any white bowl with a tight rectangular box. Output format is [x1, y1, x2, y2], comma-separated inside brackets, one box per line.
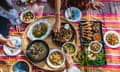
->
[20, 10, 35, 23]
[47, 49, 65, 69]
[62, 42, 77, 56]
[65, 7, 82, 22]
[88, 41, 102, 53]
[104, 31, 120, 48]
[3, 36, 22, 56]
[27, 19, 52, 41]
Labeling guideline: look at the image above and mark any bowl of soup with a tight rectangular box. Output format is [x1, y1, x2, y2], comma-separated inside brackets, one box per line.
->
[47, 49, 65, 69]
[26, 40, 49, 63]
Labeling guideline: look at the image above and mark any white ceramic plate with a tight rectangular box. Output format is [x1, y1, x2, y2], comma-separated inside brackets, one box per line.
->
[47, 49, 65, 69]
[88, 41, 102, 53]
[104, 31, 120, 48]
[65, 7, 82, 22]
[27, 19, 52, 41]
[3, 36, 22, 56]
[20, 10, 35, 23]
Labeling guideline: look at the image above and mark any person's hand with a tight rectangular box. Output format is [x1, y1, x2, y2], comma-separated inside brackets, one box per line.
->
[15, 24, 21, 33]
[91, 1, 104, 9]
[65, 54, 74, 69]
[53, 18, 61, 32]
[5, 39, 16, 49]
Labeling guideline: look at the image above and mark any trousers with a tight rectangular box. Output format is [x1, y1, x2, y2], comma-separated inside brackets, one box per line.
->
[0, 16, 9, 37]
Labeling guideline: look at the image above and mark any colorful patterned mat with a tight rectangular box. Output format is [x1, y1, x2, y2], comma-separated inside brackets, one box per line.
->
[0, 0, 120, 72]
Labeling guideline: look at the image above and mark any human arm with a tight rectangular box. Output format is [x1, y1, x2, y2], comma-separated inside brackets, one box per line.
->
[7, 0, 22, 32]
[53, 0, 61, 32]
[0, 34, 16, 48]
[63, 54, 81, 72]
[6, 0, 13, 6]
[65, 54, 74, 69]
[9, 9, 22, 32]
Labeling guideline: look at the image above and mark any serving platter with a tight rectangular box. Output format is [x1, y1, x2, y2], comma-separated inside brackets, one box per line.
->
[81, 42, 106, 66]
[80, 20, 103, 42]
[22, 16, 77, 71]
[51, 23, 76, 46]
[80, 18, 106, 66]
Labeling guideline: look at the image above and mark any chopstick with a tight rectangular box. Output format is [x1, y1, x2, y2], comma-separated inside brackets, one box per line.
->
[66, 0, 72, 19]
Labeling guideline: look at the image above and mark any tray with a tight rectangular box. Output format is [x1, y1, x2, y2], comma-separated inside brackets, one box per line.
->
[80, 20, 103, 42]
[81, 42, 106, 66]
[80, 19, 106, 66]
[22, 16, 77, 71]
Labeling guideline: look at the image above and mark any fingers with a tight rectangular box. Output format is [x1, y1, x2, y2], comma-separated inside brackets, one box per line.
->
[6, 40, 16, 49]
[66, 54, 73, 63]
[16, 25, 18, 32]
[96, 2, 104, 8]
[16, 25, 21, 33]
[8, 42, 16, 48]
[8, 44, 16, 49]
[65, 54, 73, 69]
[53, 26, 58, 32]
[53, 19, 61, 32]
[99, 2, 104, 8]
[92, 1, 104, 10]
[53, 27, 59, 32]
[92, 4, 97, 10]
[53, 24, 60, 32]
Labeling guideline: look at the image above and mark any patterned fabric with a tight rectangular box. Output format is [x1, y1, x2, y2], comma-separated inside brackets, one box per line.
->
[0, 0, 120, 72]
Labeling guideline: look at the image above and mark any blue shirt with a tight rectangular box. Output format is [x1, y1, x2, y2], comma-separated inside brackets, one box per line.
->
[0, 0, 22, 25]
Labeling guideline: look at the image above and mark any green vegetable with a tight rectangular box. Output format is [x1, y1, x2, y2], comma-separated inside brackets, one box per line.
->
[82, 42, 106, 66]
[32, 24, 47, 38]
[63, 43, 75, 54]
